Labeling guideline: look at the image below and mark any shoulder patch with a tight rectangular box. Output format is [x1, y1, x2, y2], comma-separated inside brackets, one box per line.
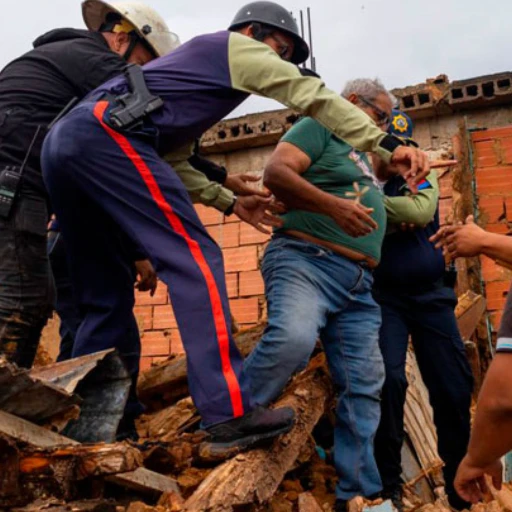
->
[417, 179, 433, 190]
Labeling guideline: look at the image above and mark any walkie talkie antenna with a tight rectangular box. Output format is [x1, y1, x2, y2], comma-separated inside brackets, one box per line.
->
[307, 7, 316, 72]
[300, 10, 305, 68]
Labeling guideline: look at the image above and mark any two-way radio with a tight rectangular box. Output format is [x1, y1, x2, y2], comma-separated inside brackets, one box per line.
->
[0, 96, 78, 219]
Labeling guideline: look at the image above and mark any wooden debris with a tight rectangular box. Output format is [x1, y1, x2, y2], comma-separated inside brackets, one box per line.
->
[0, 436, 20, 503]
[138, 324, 265, 410]
[403, 349, 444, 490]
[19, 443, 142, 480]
[11, 499, 118, 512]
[126, 502, 160, 512]
[455, 291, 486, 340]
[184, 354, 332, 511]
[0, 410, 80, 448]
[157, 491, 185, 511]
[0, 358, 81, 426]
[297, 492, 323, 512]
[107, 468, 181, 496]
[138, 398, 196, 442]
[0, 410, 179, 505]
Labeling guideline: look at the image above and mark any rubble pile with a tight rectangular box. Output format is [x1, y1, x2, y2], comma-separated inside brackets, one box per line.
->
[0, 292, 499, 512]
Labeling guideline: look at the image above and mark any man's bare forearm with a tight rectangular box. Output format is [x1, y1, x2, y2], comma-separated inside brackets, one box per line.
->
[481, 232, 512, 266]
[264, 163, 335, 215]
[466, 353, 512, 467]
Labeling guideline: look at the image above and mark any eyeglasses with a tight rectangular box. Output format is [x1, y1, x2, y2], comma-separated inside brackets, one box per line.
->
[359, 97, 390, 128]
[269, 33, 293, 61]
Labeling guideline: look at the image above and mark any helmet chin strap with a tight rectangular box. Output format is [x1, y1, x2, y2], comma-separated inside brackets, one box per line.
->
[122, 33, 139, 61]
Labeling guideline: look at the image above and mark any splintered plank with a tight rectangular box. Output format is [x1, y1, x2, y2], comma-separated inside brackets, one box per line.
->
[0, 410, 80, 447]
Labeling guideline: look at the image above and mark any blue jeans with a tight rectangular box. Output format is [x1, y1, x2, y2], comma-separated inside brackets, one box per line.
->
[244, 235, 385, 499]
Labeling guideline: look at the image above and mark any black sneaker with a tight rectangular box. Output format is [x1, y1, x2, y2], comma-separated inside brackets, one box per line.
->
[381, 485, 404, 512]
[199, 405, 295, 460]
[334, 499, 347, 512]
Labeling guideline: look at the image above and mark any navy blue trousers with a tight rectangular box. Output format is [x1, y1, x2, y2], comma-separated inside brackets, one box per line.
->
[47, 231, 82, 362]
[47, 228, 143, 418]
[372, 285, 473, 500]
[41, 100, 252, 426]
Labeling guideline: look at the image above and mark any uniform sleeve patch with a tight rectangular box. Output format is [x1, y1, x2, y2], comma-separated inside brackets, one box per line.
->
[417, 179, 433, 190]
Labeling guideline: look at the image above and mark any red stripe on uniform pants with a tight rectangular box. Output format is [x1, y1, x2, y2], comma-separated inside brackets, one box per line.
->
[92, 100, 244, 418]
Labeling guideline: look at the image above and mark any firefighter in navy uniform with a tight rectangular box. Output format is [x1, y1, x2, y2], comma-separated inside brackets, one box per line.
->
[41, 1, 430, 452]
[0, 0, 179, 371]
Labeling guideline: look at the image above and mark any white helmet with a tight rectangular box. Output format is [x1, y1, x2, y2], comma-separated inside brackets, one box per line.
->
[82, 0, 180, 57]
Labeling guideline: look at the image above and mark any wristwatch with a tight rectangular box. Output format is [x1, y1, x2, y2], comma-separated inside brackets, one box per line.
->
[224, 194, 238, 216]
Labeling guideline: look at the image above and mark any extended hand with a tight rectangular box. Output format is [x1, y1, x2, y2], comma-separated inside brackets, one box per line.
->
[234, 195, 283, 234]
[224, 174, 270, 197]
[390, 146, 431, 193]
[135, 259, 158, 297]
[327, 197, 378, 237]
[454, 454, 502, 504]
[430, 215, 488, 258]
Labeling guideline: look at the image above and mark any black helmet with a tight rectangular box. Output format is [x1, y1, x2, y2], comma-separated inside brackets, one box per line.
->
[229, 1, 310, 65]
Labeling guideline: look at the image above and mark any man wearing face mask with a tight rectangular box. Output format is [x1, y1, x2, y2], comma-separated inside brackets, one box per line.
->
[40, 1, 430, 453]
[0, 0, 179, 374]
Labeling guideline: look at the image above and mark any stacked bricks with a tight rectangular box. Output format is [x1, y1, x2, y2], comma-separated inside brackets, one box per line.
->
[136, 203, 270, 372]
[471, 127, 512, 335]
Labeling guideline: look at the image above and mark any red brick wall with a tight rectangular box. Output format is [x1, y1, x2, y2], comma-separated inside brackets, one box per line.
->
[471, 127, 512, 335]
[136, 204, 270, 372]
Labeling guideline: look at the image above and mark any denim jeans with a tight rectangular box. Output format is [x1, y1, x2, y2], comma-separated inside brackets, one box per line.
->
[0, 195, 53, 367]
[244, 235, 385, 499]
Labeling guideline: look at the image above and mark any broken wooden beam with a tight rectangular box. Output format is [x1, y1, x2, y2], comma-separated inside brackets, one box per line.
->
[184, 354, 332, 511]
[138, 323, 265, 410]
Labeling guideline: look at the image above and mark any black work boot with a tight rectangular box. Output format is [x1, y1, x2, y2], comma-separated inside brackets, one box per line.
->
[381, 485, 404, 512]
[199, 405, 295, 460]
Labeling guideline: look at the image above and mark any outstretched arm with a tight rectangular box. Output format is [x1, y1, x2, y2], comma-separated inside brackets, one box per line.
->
[228, 32, 430, 183]
[431, 215, 512, 266]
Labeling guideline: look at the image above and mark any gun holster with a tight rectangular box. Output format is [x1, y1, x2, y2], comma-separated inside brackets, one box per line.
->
[109, 64, 163, 130]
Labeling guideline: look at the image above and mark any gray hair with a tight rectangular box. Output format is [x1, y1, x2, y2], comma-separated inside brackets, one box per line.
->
[341, 78, 397, 105]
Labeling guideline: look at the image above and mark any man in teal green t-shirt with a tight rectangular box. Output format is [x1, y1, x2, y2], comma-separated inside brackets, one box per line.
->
[244, 78, 411, 511]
